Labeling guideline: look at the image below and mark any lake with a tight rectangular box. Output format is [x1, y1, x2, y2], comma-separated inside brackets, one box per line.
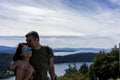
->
[2, 62, 92, 80]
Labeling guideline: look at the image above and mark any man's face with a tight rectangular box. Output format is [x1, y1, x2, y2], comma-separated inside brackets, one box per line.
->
[26, 36, 36, 48]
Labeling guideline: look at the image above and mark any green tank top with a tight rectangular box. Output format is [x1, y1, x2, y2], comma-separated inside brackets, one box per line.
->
[30, 46, 54, 80]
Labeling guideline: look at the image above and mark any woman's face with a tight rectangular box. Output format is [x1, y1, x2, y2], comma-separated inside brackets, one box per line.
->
[21, 45, 32, 58]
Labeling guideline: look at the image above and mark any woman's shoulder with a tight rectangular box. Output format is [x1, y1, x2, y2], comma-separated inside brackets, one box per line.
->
[14, 60, 23, 64]
[10, 60, 21, 69]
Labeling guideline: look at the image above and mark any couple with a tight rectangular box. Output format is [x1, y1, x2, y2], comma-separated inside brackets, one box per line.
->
[11, 31, 56, 80]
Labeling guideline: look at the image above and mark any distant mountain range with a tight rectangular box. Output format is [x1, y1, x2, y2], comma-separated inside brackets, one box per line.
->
[0, 46, 111, 54]
[53, 47, 111, 53]
[0, 46, 16, 53]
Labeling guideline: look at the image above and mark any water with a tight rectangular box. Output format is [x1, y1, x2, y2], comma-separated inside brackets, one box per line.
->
[1, 77, 15, 80]
[2, 62, 92, 80]
[54, 62, 92, 76]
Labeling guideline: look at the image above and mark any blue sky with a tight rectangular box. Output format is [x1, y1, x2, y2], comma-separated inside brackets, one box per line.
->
[0, 0, 120, 48]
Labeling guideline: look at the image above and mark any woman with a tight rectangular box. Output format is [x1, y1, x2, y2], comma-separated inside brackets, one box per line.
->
[11, 43, 34, 80]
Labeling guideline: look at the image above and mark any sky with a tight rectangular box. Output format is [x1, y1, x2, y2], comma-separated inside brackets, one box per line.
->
[0, 0, 120, 48]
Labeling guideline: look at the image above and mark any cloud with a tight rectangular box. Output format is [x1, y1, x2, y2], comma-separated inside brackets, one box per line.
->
[0, 0, 120, 48]
[0, 0, 119, 49]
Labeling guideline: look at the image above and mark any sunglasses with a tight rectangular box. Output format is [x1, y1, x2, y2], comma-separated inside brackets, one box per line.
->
[23, 47, 32, 54]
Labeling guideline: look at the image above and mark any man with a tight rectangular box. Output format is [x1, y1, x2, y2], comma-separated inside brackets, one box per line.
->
[25, 31, 55, 80]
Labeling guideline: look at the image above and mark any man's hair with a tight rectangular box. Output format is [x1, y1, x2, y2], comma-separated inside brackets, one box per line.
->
[25, 31, 39, 40]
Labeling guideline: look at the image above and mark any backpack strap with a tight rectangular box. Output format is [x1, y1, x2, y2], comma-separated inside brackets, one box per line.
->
[43, 46, 50, 57]
[43, 46, 50, 65]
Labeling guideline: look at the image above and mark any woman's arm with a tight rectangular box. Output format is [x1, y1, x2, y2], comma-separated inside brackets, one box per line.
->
[23, 64, 34, 80]
[16, 66, 25, 80]
[10, 61, 25, 80]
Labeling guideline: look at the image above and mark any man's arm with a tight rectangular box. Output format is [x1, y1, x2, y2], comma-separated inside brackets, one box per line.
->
[49, 57, 55, 80]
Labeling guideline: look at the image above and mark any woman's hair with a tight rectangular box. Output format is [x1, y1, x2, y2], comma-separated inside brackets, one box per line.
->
[12, 42, 28, 61]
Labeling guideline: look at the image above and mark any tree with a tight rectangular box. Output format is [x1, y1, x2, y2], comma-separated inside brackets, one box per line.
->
[64, 63, 77, 77]
[79, 63, 88, 74]
[89, 45, 119, 80]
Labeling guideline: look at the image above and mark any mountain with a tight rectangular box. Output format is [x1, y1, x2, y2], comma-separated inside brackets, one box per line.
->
[0, 52, 97, 65]
[53, 47, 110, 53]
[54, 53, 98, 63]
[0, 46, 16, 53]
[0, 46, 111, 54]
